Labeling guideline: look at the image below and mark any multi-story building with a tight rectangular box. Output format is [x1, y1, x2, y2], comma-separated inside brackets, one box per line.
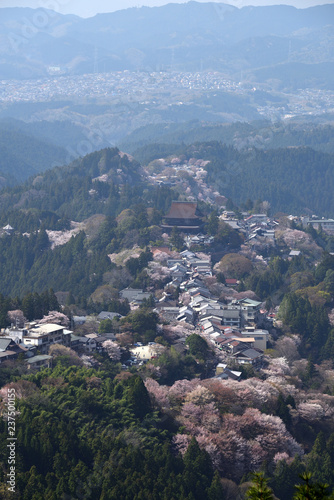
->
[4, 323, 71, 354]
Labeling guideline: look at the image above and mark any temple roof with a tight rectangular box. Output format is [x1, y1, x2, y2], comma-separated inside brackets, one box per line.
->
[165, 202, 199, 219]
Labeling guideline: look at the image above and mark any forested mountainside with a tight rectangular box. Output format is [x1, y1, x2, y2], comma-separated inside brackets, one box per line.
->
[133, 141, 334, 217]
[0, 125, 68, 185]
[0, 147, 159, 221]
[0, 118, 116, 186]
[0, 147, 176, 298]
[0, 117, 91, 151]
[2, 118, 334, 190]
[120, 121, 334, 156]
[0, 367, 225, 500]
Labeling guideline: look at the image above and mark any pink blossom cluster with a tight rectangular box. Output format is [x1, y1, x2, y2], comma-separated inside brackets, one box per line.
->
[102, 340, 121, 361]
[46, 228, 80, 249]
[39, 311, 70, 327]
[144, 377, 303, 480]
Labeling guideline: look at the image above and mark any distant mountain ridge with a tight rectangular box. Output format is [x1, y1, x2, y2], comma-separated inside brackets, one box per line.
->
[0, 3, 333, 88]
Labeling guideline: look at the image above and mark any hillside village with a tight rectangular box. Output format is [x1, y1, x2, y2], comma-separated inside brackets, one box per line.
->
[0, 202, 270, 375]
[0, 149, 333, 371]
[0, 189, 333, 380]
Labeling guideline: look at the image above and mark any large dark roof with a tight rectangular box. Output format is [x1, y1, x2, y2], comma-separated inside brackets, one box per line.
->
[166, 202, 199, 219]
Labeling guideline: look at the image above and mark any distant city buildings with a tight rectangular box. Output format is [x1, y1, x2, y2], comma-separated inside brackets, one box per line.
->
[0, 70, 332, 121]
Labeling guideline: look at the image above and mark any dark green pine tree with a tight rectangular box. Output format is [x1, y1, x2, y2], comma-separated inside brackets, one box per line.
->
[272, 457, 305, 500]
[183, 437, 213, 499]
[22, 466, 45, 500]
[293, 472, 331, 500]
[206, 212, 219, 236]
[276, 394, 292, 428]
[35, 227, 50, 253]
[48, 288, 60, 311]
[127, 376, 151, 420]
[207, 470, 224, 500]
[246, 472, 275, 500]
[305, 356, 317, 382]
[22, 293, 35, 321]
[170, 227, 184, 252]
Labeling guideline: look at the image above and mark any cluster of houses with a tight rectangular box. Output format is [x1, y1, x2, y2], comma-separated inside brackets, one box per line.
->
[220, 212, 278, 250]
[0, 204, 275, 374]
[0, 323, 71, 369]
[245, 215, 277, 250]
[0, 314, 118, 369]
[301, 215, 334, 233]
[152, 246, 269, 373]
[112, 241, 269, 375]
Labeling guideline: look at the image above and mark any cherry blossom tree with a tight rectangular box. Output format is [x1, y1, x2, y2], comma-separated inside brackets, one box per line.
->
[297, 399, 334, 422]
[179, 292, 191, 306]
[115, 332, 134, 347]
[172, 433, 191, 456]
[0, 380, 38, 400]
[102, 340, 121, 361]
[39, 311, 70, 327]
[147, 261, 171, 282]
[234, 290, 260, 301]
[152, 251, 170, 263]
[328, 308, 334, 326]
[273, 452, 291, 464]
[145, 374, 309, 483]
[202, 379, 238, 410]
[184, 385, 215, 406]
[161, 324, 193, 342]
[49, 344, 82, 365]
[263, 356, 291, 377]
[168, 378, 201, 406]
[7, 309, 27, 328]
[277, 228, 322, 257]
[275, 335, 300, 362]
[46, 228, 80, 249]
[144, 378, 170, 408]
[81, 355, 97, 367]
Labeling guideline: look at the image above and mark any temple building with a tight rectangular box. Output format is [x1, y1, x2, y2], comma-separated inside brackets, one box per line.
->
[161, 202, 203, 233]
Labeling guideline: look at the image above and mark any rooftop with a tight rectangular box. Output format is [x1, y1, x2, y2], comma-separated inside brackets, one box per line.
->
[165, 202, 199, 219]
[0, 338, 14, 352]
[27, 355, 52, 364]
[28, 324, 64, 337]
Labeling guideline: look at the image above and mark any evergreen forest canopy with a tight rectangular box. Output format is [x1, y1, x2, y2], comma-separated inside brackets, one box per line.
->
[0, 147, 172, 223]
[0, 367, 224, 500]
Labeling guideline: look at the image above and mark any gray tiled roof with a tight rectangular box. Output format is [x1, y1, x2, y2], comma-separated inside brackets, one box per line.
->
[27, 355, 52, 364]
[0, 338, 13, 352]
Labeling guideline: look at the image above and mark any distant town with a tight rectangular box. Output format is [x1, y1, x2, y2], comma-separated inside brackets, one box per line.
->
[1, 70, 333, 121]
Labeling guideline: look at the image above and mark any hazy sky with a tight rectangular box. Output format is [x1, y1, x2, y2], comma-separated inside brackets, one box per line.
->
[2, 0, 333, 18]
